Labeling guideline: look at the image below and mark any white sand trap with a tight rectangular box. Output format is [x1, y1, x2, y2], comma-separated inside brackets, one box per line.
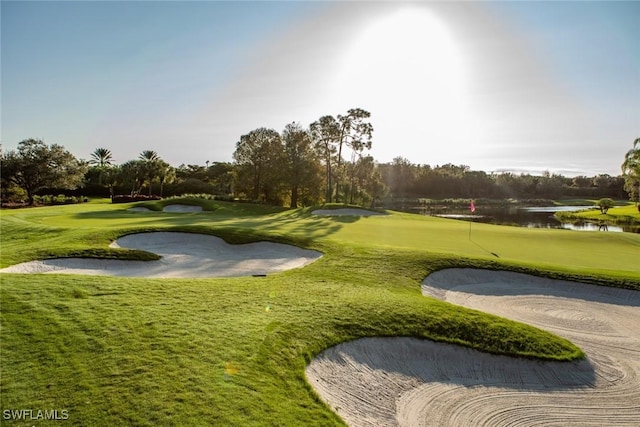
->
[0, 232, 322, 278]
[162, 204, 203, 213]
[312, 208, 387, 216]
[307, 268, 640, 426]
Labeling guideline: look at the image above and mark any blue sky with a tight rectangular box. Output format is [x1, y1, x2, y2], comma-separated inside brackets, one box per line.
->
[2, 1, 638, 176]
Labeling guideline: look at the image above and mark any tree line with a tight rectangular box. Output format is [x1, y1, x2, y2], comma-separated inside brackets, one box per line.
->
[2, 116, 639, 207]
[379, 159, 629, 202]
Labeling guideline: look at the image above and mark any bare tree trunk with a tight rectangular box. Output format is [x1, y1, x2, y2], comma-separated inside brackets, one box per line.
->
[326, 161, 333, 203]
[290, 186, 298, 208]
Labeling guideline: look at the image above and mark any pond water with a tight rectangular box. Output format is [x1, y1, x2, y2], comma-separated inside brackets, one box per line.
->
[425, 206, 638, 233]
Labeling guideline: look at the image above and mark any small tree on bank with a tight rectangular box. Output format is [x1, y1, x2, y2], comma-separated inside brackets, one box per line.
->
[597, 198, 615, 214]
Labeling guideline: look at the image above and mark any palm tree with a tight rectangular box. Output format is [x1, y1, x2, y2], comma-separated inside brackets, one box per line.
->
[157, 161, 176, 198]
[102, 165, 120, 199]
[89, 148, 114, 185]
[139, 150, 159, 162]
[90, 148, 114, 168]
[139, 150, 161, 196]
[622, 138, 640, 206]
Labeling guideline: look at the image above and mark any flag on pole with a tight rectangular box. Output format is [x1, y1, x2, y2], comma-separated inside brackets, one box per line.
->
[470, 200, 475, 213]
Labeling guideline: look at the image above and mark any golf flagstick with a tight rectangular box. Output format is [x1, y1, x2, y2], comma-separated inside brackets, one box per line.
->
[468, 199, 499, 258]
[469, 199, 475, 240]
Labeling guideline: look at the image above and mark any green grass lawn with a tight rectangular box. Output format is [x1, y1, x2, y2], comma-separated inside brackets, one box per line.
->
[1, 199, 639, 425]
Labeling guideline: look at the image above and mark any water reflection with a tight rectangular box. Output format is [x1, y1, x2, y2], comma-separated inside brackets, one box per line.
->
[430, 206, 637, 233]
[561, 222, 622, 232]
[520, 206, 596, 213]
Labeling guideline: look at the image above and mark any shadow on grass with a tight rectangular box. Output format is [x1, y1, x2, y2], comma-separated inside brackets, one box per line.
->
[221, 210, 361, 245]
[423, 269, 640, 307]
[70, 206, 359, 247]
[314, 337, 597, 392]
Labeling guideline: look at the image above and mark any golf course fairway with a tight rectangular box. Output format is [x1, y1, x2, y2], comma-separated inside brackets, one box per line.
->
[1, 198, 638, 425]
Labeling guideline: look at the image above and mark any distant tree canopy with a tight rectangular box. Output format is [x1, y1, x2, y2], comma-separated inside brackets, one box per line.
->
[310, 115, 340, 202]
[309, 108, 373, 203]
[281, 122, 323, 208]
[233, 127, 284, 204]
[1, 123, 631, 208]
[1, 139, 86, 205]
[230, 108, 376, 207]
[376, 162, 626, 203]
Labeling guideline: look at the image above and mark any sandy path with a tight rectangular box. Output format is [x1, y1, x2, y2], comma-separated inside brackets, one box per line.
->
[306, 268, 640, 426]
[0, 232, 322, 278]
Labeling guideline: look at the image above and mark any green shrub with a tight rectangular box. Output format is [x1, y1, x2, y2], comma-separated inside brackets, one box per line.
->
[597, 198, 615, 214]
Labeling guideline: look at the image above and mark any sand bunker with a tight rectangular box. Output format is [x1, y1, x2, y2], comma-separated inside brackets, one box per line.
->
[0, 232, 321, 278]
[312, 208, 387, 216]
[307, 268, 640, 426]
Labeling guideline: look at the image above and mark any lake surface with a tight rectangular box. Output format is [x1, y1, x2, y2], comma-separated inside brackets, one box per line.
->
[427, 206, 638, 233]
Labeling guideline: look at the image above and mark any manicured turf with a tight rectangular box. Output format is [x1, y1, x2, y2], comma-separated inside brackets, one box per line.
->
[1, 199, 638, 425]
[558, 203, 640, 224]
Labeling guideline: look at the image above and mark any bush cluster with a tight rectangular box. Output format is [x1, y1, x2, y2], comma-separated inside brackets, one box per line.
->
[171, 193, 259, 203]
[1, 194, 87, 208]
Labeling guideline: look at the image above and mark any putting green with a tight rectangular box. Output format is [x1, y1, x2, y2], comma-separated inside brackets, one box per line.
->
[312, 212, 640, 277]
[1, 202, 638, 278]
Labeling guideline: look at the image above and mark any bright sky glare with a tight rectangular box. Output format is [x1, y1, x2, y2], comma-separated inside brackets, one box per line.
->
[2, 1, 638, 176]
